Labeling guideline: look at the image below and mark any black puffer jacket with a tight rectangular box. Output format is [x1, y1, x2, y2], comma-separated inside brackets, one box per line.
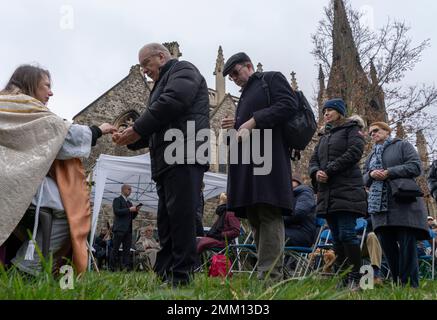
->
[309, 116, 367, 217]
[129, 59, 210, 180]
[284, 185, 317, 246]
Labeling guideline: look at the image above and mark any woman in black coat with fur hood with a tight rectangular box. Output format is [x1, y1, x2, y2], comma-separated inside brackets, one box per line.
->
[309, 98, 367, 289]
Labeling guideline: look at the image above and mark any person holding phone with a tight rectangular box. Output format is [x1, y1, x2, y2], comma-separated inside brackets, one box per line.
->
[111, 184, 139, 271]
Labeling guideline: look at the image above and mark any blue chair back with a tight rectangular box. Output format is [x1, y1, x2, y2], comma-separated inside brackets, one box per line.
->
[355, 218, 367, 234]
[320, 229, 332, 243]
[316, 218, 326, 228]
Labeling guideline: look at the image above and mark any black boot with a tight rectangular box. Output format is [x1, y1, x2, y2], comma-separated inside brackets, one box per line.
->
[333, 244, 348, 289]
[333, 244, 346, 275]
[344, 243, 362, 291]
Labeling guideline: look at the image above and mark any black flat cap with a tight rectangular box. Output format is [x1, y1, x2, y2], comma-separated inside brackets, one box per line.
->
[223, 52, 251, 76]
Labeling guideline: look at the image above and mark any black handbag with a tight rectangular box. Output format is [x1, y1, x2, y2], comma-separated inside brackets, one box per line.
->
[389, 178, 423, 202]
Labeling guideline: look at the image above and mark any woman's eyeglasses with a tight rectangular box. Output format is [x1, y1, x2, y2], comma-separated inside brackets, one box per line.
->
[369, 128, 380, 136]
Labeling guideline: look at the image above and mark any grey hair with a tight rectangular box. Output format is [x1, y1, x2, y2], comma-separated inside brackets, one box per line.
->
[139, 43, 171, 60]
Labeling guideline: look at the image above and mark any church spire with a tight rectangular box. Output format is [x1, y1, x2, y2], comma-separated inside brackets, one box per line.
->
[326, 0, 386, 125]
[327, 0, 364, 100]
[396, 121, 406, 139]
[318, 64, 325, 90]
[370, 59, 378, 85]
[290, 71, 299, 91]
[415, 129, 437, 216]
[162, 41, 182, 59]
[416, 130, 430, 169]
[214, 46, 225, 105]
[256, 63, 263, 73]
[317, 64, 326, 124]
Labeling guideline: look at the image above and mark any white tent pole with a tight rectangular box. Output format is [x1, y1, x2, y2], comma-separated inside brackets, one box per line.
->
[90, 170, 107, 247]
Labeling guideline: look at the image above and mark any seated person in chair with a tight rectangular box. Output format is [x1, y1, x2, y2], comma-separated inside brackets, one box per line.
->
[197, 193, 240, 254]
[357, 217, 384, 285]
[284, 175, 317, 248]
[135, 224, 160, 270]
[93, 225, 112, 270]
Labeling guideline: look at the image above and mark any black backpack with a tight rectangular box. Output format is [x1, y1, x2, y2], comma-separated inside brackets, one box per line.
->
[256, 72, 317, 160]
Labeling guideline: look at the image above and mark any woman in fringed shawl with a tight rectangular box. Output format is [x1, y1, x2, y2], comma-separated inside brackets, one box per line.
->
[0, 64, 116, 276]
[364, 121, 429, 288]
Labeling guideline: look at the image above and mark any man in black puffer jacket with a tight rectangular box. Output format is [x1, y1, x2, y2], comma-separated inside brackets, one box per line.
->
[284, 175, 317, 248]
[114, 43, 209, 286]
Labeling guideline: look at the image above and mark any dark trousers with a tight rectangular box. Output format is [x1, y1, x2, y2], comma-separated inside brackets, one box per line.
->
[111, 230, 132, 270]
[154, 165, 204, 285]
[195, 213, 205, 237]
[325, 214, 360, 246]
[326, 214, 362, 275]
[376, 227, 419, 288]
[285, 229, 314, 247]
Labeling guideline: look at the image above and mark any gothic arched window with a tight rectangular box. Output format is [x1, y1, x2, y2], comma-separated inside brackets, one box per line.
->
[113, 110, 140, 132]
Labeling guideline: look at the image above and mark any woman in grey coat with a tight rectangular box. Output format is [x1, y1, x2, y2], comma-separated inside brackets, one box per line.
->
[364, 121, 429, 288]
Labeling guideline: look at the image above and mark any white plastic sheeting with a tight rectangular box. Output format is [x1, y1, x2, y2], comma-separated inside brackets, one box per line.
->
[89, 153, 227, 248]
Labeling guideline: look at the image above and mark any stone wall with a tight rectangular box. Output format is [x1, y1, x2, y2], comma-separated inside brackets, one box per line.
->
[73, 65, 150, 174]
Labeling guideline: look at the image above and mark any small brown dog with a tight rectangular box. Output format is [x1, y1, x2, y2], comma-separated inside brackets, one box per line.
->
[308, 248, 336, 273]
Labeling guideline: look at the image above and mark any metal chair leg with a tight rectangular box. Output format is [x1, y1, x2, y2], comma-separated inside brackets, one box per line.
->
[38, 210, 53, 258]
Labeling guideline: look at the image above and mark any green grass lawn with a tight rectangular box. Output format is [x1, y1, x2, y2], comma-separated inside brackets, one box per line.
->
[1, 265, 436, 300]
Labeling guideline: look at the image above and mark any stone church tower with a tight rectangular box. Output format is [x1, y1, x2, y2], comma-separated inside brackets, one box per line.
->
[416, 130, 437, 216]
[324, 0, 387, 126]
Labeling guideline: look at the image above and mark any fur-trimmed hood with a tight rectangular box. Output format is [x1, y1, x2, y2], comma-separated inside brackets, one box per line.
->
[319, 114, 365, 135]
[348, 114, 365, 129]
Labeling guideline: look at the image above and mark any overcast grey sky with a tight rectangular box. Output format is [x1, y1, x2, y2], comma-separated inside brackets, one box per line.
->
[1, 0, 436, 121]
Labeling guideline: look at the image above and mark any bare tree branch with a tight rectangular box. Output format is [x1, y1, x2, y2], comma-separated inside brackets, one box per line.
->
[311, 0, 436, 154]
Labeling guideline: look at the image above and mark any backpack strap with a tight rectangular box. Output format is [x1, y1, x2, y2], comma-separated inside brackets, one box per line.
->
[254, 72, 271, 106]
[255, 72, 299, 160]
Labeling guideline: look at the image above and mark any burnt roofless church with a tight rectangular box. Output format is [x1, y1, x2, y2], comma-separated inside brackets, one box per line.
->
[74, 1, 436, 230]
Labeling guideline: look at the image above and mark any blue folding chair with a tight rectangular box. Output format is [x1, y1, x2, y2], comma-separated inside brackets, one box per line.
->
[283, 217, 328, 279]
[228, 226, 258, 277]
[418, 229, 435, 280]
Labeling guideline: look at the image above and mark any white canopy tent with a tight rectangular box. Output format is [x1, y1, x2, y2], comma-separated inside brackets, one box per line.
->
[89, 153, 228, 248]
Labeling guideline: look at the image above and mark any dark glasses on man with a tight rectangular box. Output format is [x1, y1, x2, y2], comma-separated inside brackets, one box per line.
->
[229, 65, 246, 78]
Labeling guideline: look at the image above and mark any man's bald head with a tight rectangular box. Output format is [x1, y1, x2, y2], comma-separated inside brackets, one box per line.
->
[138, 43, 171, 61]
[138, 43, 172, 81]
[121, 184, 132, 197]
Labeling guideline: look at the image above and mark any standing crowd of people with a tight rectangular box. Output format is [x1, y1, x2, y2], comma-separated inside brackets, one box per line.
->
[1, 43, 436, 291]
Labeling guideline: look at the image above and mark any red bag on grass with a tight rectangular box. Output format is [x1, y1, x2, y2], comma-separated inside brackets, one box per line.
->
[208, 254, 232, 277]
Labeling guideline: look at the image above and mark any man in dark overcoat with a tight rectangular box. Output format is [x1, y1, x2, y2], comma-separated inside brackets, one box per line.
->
[221, 52, 299, 282]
